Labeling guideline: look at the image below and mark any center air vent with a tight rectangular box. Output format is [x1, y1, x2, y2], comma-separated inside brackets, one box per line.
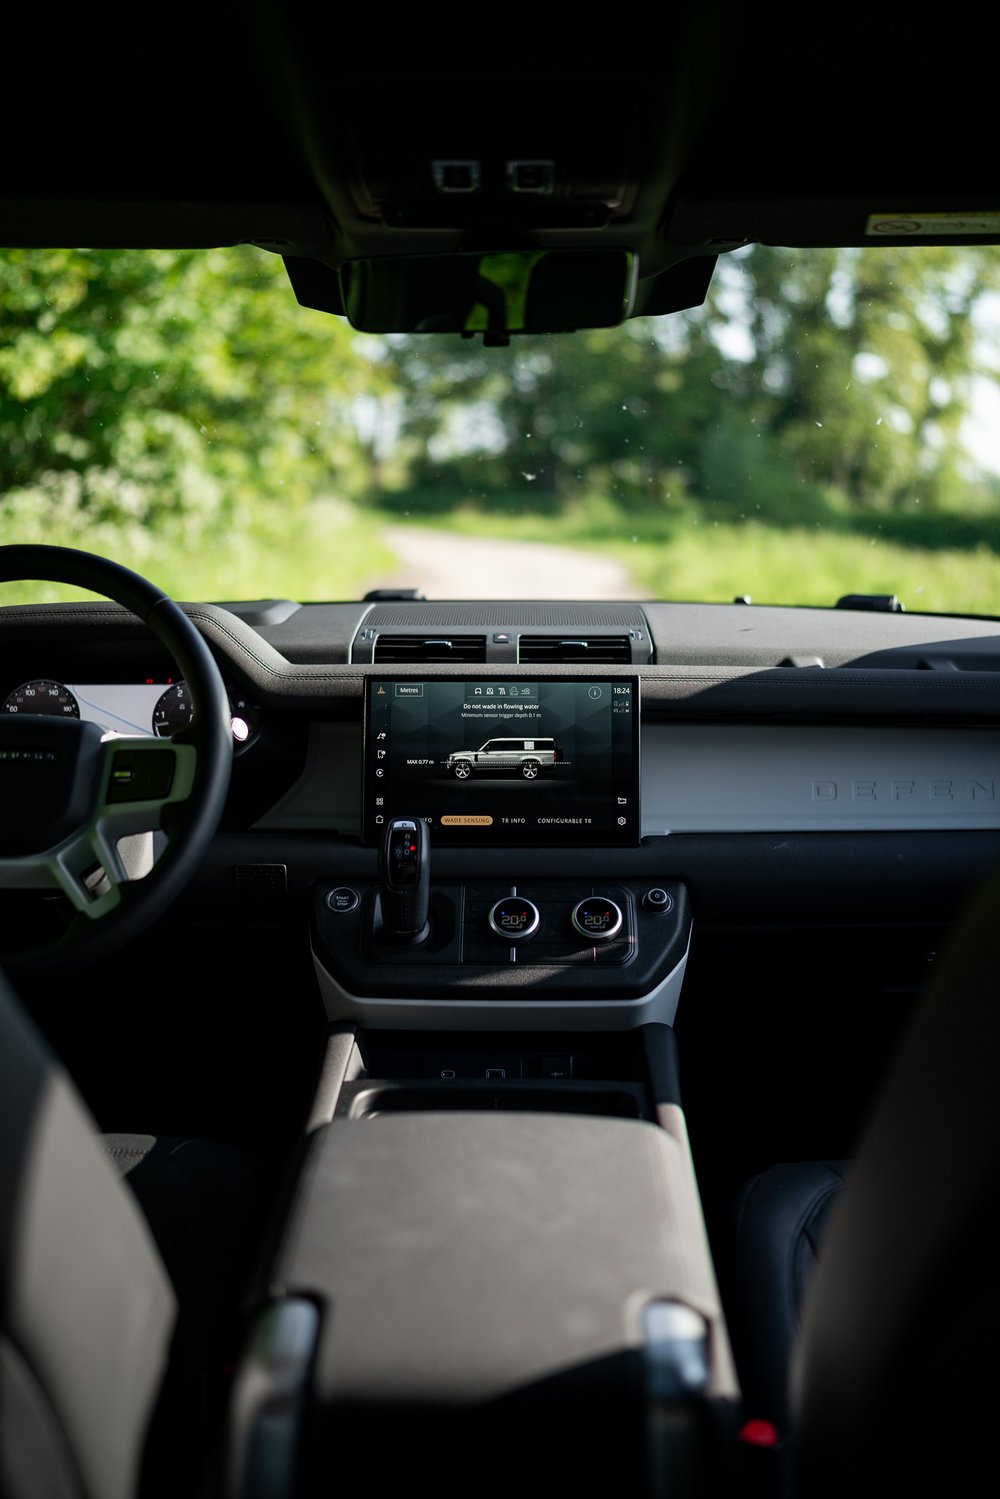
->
[518, 635, 632, 663]
[372, 634, 487, 663]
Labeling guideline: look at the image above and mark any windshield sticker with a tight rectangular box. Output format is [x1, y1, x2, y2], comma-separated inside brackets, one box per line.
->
[866, 212, 1000, 236]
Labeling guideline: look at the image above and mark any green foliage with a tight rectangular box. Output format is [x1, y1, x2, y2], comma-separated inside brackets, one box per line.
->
[703, 243, 1000, 514]
[697, 415, 840, 525]
[378, 242, 1000, 528]
[3, 240, 1000, 606]
[0, 245, 394, 553]
[622, 518, 1000, 615]
[0, 495, 397, 606]
[381, 316, 728, 514]
[399, 503, 1000, 617]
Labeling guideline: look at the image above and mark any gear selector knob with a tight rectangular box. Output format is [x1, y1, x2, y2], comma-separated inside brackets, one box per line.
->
[378, 817, 430, 941]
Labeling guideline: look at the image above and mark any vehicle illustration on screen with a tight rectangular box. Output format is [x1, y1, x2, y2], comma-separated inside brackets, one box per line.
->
[444, 737, 559, 779]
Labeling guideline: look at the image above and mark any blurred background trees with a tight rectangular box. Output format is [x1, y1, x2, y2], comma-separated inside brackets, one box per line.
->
[2, 240, 999, 599]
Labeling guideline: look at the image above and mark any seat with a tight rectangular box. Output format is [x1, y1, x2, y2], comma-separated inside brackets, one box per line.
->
[732, 1159, 849, 1440]
[731, 865, 1000, 1497]
[0, 970, 261, 1499]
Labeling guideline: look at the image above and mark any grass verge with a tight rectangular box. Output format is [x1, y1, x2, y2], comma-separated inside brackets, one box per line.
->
[386, 501, 1000, 616]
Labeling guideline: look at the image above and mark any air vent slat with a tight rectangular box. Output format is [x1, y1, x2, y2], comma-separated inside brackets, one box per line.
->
[518, 635, 632, 663]
[373, 634, 487, 662]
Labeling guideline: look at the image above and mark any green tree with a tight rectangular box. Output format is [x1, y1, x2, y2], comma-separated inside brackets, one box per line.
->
[383, 313, 730, 515]
[379, 243, 1000, 528]
[0, 245, 392, 556]
[706, 243, 1000, 516]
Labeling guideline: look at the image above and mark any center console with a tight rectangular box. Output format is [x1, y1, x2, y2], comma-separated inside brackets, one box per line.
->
[312, 870, 691, 1027]
[229, 1021, 740, 1498]
[228, 676, 738, 1496]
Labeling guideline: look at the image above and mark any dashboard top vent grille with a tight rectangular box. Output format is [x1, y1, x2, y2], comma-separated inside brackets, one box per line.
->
[518, 635, 632, 663]
[372, 634, 488, 662]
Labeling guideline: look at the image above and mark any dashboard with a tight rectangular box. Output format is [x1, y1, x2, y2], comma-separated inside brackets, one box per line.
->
[5, 583, 1000, 1329]
[3, 593, 1000, 1033]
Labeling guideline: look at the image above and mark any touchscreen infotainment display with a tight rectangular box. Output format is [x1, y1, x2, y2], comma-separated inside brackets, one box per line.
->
[364, 676, 639, 845]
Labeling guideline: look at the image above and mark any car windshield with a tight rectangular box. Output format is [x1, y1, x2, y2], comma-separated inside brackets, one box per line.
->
[2, 241, 999, 612]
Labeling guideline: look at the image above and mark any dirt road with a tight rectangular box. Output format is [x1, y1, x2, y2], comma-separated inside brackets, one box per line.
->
[370, 525, 643, 600]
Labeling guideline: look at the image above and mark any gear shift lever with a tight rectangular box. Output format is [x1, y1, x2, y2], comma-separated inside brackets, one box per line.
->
[377, 817, 431, 942]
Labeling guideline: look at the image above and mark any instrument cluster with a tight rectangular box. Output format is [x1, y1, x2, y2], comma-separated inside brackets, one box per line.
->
[1, 677, 260, 746]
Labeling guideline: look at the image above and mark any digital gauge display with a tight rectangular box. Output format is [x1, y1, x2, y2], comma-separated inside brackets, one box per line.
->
[1, 679, 80, 718]
[1, 679, 259, 744]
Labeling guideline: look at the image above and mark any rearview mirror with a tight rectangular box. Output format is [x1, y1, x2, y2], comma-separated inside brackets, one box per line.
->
[338, 249, 637, 337]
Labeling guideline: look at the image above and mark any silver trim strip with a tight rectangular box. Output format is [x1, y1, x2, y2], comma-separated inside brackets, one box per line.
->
[642, 723, 1000, 834]
[310, 929, 691, 1031]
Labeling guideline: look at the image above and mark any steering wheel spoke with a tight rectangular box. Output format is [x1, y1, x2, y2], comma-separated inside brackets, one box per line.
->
[59, 738, 200, 918]
[98, 736, 198, 831]
[51, 827, 128, 918]
[0, 544, 232, 975]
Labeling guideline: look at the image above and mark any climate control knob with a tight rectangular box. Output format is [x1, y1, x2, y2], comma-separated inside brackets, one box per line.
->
[488, 896, 541, 942]
[571, 896, 624, 943]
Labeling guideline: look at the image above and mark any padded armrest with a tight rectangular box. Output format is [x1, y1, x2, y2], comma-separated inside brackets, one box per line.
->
[265, 1110, 736, 1487]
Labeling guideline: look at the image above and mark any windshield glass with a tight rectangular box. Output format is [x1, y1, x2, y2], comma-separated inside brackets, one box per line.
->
[2, 242, 999, 611]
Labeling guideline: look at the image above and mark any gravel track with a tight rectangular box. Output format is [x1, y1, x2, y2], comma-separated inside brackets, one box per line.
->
[370, 525, 643, 600]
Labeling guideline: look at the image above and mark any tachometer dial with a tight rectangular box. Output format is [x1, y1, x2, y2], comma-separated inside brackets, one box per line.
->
[152, 681, 193, 737]
[152, 680, 259, 744]
[2, 680, 80, 718]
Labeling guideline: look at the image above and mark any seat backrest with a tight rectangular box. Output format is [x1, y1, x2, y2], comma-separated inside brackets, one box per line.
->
[789, 865, 1000, 1496]
[0, 972, 177, 1499]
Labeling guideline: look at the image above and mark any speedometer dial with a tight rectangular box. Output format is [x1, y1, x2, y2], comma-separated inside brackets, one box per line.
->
[2, 680, 80, 718]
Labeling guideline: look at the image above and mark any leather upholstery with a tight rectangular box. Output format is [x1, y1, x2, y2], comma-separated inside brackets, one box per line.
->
[0, 973, 176, 1499]
[732, 1160, 848, 1435]
[732, 867, 1000, 1495]
[0, 973, 261, 1499]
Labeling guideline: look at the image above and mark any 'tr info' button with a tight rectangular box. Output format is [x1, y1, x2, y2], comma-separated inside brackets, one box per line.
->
[441, 815, 494, 826]
[394, 684, 424, 697]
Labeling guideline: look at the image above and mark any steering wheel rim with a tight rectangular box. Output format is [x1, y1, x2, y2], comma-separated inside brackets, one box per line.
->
[0, 544, 232, 979]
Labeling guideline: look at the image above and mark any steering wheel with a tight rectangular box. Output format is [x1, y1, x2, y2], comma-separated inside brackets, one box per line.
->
[0, 545, 232, 978]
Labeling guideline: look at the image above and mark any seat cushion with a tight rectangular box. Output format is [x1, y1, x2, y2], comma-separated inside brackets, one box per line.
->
[731, 1160, 848, 1435]
[102, 1132, 263, 1495]
[103, 1133, 260, 1352]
